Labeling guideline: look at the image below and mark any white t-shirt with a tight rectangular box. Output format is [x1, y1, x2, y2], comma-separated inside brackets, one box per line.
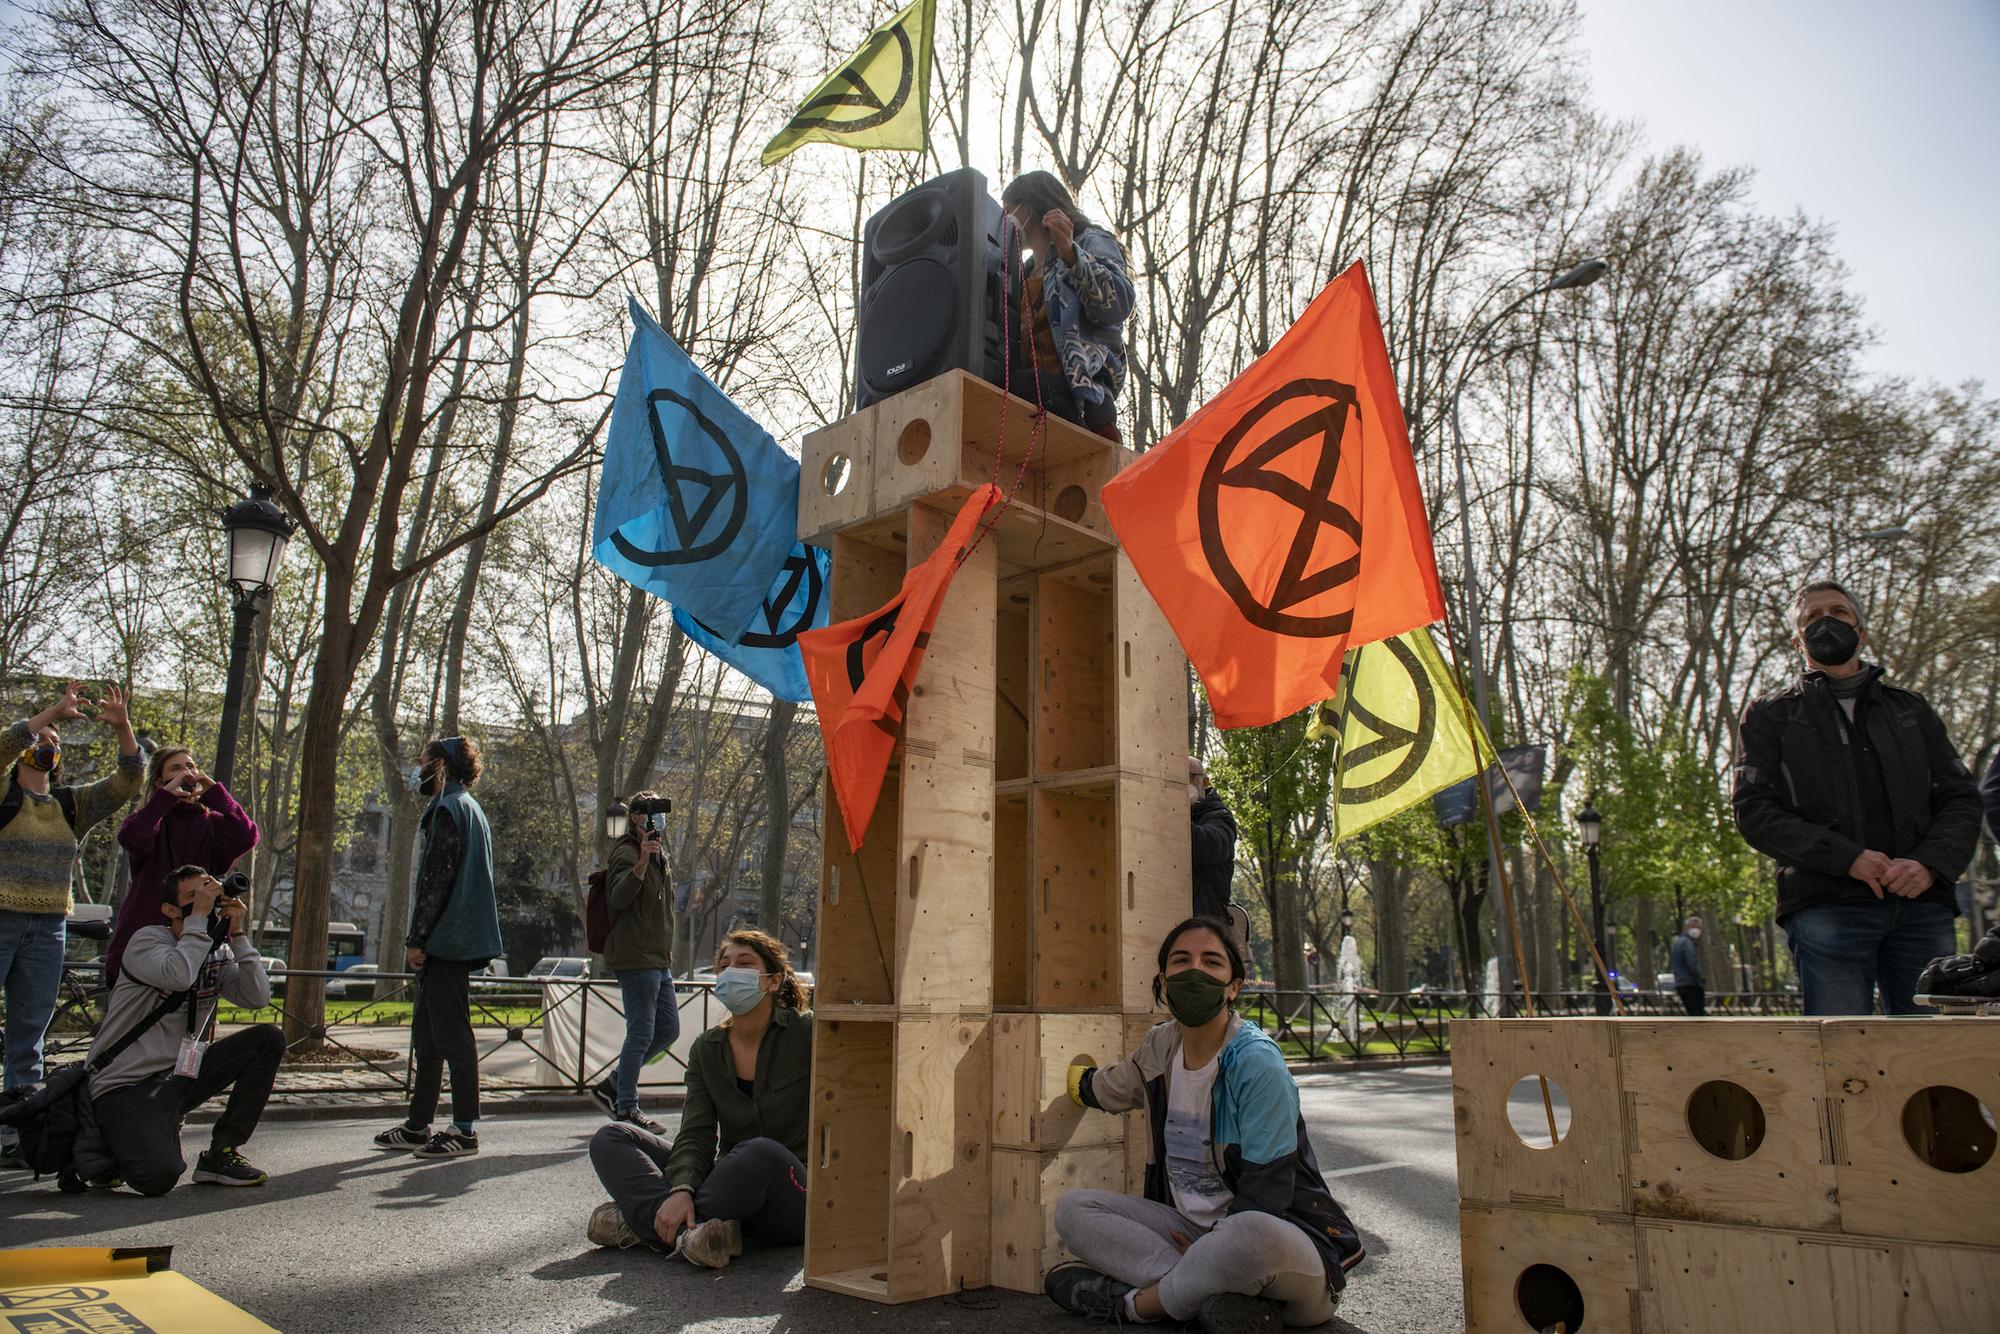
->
[1164, 1049, 1230, 1227]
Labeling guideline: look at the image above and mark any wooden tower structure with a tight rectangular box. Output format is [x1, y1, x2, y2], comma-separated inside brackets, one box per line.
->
[796, 370, 1191, 1302]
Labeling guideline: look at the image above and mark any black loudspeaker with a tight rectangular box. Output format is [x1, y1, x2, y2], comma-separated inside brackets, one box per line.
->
[854, 168, 1010, 410]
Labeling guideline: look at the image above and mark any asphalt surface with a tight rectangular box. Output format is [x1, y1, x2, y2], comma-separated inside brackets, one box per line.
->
[0, 1066, 1466, 1333]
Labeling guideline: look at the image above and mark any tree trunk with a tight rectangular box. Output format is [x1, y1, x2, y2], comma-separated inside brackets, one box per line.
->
[757, 699, 796, 930]
[1370, 859, 1408, 991]
[282, 614, 356, 1047]
[380, 802, 423, 967]
[1631, 896, 1656, 987]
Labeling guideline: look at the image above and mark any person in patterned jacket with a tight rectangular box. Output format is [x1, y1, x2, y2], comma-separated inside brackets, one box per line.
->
[1001, 171, 1135, 441]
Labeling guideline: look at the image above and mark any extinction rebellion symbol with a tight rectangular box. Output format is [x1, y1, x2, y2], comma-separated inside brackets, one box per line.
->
[690, 551, 825, 651]
[789, 26, 915, 136]
[609, 387, 748, 567]
[1335, 636, 1437, 805]
[1197, 378, 1365, 638]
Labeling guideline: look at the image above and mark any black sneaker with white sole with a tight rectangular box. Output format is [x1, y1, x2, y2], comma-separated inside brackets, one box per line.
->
[589, 1079, 617, 1118]
[410, 1129, 479, 1160]
[373, 1123, 430, 1150]
[192, 1148, 268, 1186]
[614, 1108, 666, 1135]
[1043, 1262, 1136, 1322]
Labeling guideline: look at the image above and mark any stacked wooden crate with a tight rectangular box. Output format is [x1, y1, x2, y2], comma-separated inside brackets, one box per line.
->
[1451, 1017, 2000, 1332]
[797, 371, 1189, 1302]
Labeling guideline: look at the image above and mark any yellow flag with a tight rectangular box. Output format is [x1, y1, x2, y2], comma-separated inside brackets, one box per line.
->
[762, 0, 935, 167]
[1319, 627, 1495, 843]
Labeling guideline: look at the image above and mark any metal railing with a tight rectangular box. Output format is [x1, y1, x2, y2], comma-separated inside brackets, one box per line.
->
[1231, 986, 1804, 1062]
[43, 961, 724, 1097]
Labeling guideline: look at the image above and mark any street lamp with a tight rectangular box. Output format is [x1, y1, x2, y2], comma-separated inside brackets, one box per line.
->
[213, 483, 296, 789]
[1339, 906, 1356, 937]
[1574, 796, 1610, 1014]
[604, 802, 630, 842]
[1448, 257, 1609, 1008]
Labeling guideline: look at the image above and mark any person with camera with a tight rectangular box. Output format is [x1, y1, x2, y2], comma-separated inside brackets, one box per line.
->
[1, 682, 144, 1170]
[69, 865, 280, 1194]
[590, 791, 677, 1132]
[586, 929, 813, 1268]
[373, 736, 499, 1160]
[106, 743, 258, 985]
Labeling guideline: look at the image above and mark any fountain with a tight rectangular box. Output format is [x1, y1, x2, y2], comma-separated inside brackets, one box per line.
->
[1482, 956, 1501, 1017]
[1335, 935, 1365, 1044]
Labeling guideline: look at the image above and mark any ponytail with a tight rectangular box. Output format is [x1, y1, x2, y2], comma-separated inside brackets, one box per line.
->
[715, 928, 812, 1017]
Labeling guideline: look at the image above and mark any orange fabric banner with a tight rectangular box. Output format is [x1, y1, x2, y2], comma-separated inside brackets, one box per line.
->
[1101, 261, 1445, 729]
[801, 483, 1002, 850]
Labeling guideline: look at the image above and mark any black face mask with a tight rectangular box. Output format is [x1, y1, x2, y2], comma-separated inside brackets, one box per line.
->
[1804, 616, 1860, 668]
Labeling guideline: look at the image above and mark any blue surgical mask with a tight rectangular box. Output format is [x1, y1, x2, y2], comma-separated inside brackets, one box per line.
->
[714, 966, 768, 1015]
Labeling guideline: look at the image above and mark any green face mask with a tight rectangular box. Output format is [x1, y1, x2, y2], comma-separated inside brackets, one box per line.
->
[1164, 967, 1232, 1027]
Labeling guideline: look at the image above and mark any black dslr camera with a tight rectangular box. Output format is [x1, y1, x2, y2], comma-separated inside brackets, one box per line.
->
[210, 871, 251, 943]
[630, 796, 672, 834]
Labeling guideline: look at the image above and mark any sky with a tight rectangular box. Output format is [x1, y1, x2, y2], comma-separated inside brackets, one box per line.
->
[1575, 0, 1999, 389]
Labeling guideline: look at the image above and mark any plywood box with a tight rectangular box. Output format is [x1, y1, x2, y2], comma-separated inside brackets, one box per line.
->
[1619, 1019, 1838, 1231]
[1821, 1017, 2000, 1246]
[806, 1014, 994, 1303]
[1451, 1019, 1629, 1215]
[1115, 773, 1190, 1013]
[1635, 1217, 2000, 1334]
[1459, 1203, 1638, 1334]
[992, 1012, 1128, 1152]
[990, 1144, 1129, 1294]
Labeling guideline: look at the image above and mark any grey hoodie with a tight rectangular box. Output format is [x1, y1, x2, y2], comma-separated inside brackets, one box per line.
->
[87, 915, 270, 1097]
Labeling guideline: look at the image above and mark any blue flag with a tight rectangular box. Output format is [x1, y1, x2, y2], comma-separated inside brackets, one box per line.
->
[593, 297, 798, 642]
[673, 543, 830, 701]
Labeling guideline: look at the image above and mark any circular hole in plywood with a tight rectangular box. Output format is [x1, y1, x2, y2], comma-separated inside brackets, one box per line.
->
[1053, 483, 1089, 522]
[1687, 1079, 1768, 1161]
[1506, 1075, 1572, 1149]
[1900, 1085, 1998, 1174]
[822, 452, 852, 497]
[1516, 1263, 1586, 1331]
[897, 418, 932, 466]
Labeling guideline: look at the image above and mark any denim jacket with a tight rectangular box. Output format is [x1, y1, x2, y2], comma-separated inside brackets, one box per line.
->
[1034, 225, 1135, 414]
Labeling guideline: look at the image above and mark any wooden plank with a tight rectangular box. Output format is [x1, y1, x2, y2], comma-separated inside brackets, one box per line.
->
[991, 1012, 1126, 1151]
[1635, 1218, 2000, 1334]
[1821, 1017, 2000, 1245]
[1620, 1020, 1838, 1231]
[1113, 551, 1189, 784]
[1032, 789, 1115, 1008]
[993, 794, 1030, 1009]
[887, 1013, 993, 1301]
[805, 1018, 893, 1288]
[1035, 572, 1112, 774]
[1450, 1019, 1629, 1215]
[817, 769, 901, 1007]
[1460, 1202, 1637, 1334]
[1041, 440, 1122, 544]
[903, 497, 998, 762]
[829, 530, 907, 621]
[869, 374, 971, 518]
[1115, 773, 1192, 1013]
[799, 405, 879, 545]
[1124, 1013, 1159, 1194]
[895, 753, 994, 1010]
[996, 581, 1032, 782]
[990, 1144, 1129, 1294]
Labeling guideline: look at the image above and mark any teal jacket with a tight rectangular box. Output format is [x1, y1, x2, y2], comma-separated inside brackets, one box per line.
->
[413, 784, 501, 965]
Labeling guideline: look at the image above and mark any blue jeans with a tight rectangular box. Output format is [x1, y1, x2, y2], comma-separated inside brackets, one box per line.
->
[0, 910, 67, 1145]
[1782, 898, 1958, 1015]
[613, 969, 680, 1114]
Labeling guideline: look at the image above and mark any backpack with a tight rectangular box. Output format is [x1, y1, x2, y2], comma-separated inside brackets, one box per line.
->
[0, 780, 79, 835]
[0, 985, 189, 1186]
[584, 866, 615, 953]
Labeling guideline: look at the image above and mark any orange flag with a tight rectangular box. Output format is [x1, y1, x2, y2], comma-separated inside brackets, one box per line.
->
[1101, 262, 1444, 729]
[801, 483, 1002, 850]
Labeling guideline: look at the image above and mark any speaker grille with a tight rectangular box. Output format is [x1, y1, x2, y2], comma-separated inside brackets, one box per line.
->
[859, 258, 958, 399]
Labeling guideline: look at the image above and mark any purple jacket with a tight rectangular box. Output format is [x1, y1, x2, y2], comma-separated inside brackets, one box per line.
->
[105, 783, 259, 983]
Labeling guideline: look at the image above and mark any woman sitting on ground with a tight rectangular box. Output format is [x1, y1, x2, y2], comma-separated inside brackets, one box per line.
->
[1045, 916, 1365, 1331]
[586, 929, 812, 1268]
[1000, 170, 1134, 441]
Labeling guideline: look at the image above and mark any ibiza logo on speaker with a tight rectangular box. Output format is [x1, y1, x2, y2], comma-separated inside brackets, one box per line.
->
[887, 361, 911, 376]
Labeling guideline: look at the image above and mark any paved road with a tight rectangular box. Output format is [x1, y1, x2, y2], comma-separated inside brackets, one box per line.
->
[1, 1066, 1466, 1332]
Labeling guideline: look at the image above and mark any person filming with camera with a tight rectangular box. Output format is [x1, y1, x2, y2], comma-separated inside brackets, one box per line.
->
[68, 866, 281, 1194]
[590, 792, 678, 1131]
[107, 743, 258, 985]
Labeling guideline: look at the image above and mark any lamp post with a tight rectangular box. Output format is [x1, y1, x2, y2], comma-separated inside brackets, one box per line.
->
[1448, 258, 1608, 1010]
[213, 483, 295, 790]
[1575, 797, 1609, 1015]
[604, 802, 630, 843]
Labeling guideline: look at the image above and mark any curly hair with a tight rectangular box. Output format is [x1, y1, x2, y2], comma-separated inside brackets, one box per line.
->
[425, 735, 483, 785]
[715, 928, 811, 1016]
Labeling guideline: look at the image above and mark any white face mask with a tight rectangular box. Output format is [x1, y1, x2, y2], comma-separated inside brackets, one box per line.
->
[1686, 927, 1702, 940]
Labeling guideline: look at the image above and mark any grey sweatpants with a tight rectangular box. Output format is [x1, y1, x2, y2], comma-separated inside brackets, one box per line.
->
[1054, 1188, 1337, 1325]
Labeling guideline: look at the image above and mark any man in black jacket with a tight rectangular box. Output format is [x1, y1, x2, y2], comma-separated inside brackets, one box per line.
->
[1190, 757, 1237, 922]
[1732, 580, 1982, 1015]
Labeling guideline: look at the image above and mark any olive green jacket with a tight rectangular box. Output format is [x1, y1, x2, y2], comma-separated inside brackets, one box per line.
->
[665, 1005, 813, 1192]
[602, 835, 673, 973]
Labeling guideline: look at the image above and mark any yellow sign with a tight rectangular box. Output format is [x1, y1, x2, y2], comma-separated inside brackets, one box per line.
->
[762, 0, 935, 166]
[0, 1249, 277, 1333]
[1317, 627, 1494, 843]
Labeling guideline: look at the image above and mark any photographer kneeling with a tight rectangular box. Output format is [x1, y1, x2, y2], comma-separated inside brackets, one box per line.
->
[72, 867, 280, 1195]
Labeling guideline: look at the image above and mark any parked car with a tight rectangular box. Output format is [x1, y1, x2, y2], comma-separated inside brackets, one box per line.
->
[336, 963, 380, 1001]
[527, 956, 591, 981]
[471, 961, 513, 990]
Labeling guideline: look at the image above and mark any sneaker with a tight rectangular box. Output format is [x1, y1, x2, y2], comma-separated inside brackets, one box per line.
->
[588, 1201, 640, 1249]
[1196, 1293, 1286, 1334]
[676, 1217, 743, 1269]
[614, 1108, 665, 1135]
[192, 1148, 269, 1187]
[411, 1129, 479, 1160]
[1044, 1263, 1135, 1322]
[373, 1123, 430, 1150]
[588, 1079, 617, 1117]
[0, 1143, 27, 1171]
